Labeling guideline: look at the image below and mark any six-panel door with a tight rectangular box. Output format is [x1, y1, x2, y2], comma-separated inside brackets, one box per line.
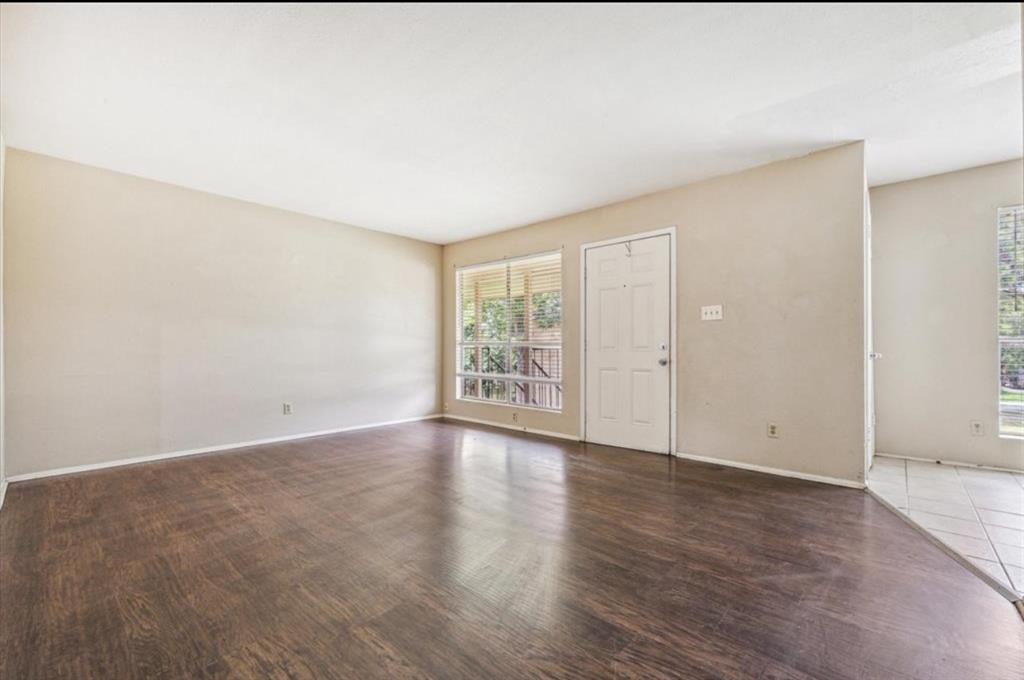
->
[584, 234, 671, 453]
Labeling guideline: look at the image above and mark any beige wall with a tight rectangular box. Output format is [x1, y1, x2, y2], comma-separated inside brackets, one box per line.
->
[443, 143, 867, 484]
[871, 159, 1024, 470]
[3, 149, 442, 477]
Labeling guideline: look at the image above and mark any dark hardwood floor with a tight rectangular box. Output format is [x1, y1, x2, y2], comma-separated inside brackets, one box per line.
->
[1, 419, 1021, 679]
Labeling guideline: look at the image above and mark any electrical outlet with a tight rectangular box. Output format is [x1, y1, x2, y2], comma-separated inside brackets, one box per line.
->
[969, 420, 984, 436]
[767, 422, 779, 438]
[701, 305, 724, 321]
[283, 402, 293, 415]
[512, 412, 519, 423]
[444, 402, 449, 411]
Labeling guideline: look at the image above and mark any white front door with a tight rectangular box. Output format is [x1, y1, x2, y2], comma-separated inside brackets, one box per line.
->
[584, 234, 672, 454]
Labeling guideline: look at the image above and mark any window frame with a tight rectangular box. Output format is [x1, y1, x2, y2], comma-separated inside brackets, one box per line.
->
[998, 204, 1024, 439]
[455, 250, 563, 412]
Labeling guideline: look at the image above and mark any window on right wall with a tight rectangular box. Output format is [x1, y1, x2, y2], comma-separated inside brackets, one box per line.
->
[999, 204, 1024, 437]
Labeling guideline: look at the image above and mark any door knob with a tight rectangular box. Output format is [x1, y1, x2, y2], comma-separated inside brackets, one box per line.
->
[658, 358, 669, 366]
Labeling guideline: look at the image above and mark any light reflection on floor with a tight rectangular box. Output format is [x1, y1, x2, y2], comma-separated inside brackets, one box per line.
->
[452, 428, 568, 625]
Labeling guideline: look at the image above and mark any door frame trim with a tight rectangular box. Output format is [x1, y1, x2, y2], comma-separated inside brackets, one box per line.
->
[579, 226, 678, 454]
[863, 172, 873, 479]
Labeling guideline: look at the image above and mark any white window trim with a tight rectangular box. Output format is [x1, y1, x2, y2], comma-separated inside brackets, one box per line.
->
[997, 204, 1024, 439]
[455, 250, 564, 412]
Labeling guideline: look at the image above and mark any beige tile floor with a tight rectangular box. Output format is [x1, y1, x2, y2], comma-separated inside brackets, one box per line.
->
[867, 455, 1024, 595]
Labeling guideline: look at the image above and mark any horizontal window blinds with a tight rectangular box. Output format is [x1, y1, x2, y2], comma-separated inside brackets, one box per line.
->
[456, 252, 563, 411]
[999, 205, 1023, 437]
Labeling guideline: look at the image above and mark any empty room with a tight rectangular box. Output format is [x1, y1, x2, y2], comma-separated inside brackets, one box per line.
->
[1, 3, 1022, 679]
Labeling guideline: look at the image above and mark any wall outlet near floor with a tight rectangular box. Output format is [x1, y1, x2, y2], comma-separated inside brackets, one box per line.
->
[701, 305, 724, 321]
[283, 402, 293, 415]
[767, 422, 780, 438]
[969, 420, 984, 436]
[512, 412, 519, 423]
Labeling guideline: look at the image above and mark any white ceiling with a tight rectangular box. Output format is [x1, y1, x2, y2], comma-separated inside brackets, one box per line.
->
[1, 4, 1021, 244]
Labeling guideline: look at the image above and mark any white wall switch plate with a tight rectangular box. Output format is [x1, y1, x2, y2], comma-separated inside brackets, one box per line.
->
[701, 305, 724, 321]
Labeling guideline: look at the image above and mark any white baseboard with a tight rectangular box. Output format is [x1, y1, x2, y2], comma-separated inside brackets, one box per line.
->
[874, 452, 1024, 474]
[6, 414, 442, 483]
[673, 450, 865, 489]
[0, 479, 7, 511]
[441, 414, 580, 442]
[441, 419, 863, 489]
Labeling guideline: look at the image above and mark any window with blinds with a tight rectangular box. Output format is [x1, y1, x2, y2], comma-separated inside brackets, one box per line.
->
[456, 251, 563, 411]
[999, 204, 1024, 437]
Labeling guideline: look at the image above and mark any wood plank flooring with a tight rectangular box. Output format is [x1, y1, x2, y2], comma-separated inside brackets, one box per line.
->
[2, 418, 1021, 679]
